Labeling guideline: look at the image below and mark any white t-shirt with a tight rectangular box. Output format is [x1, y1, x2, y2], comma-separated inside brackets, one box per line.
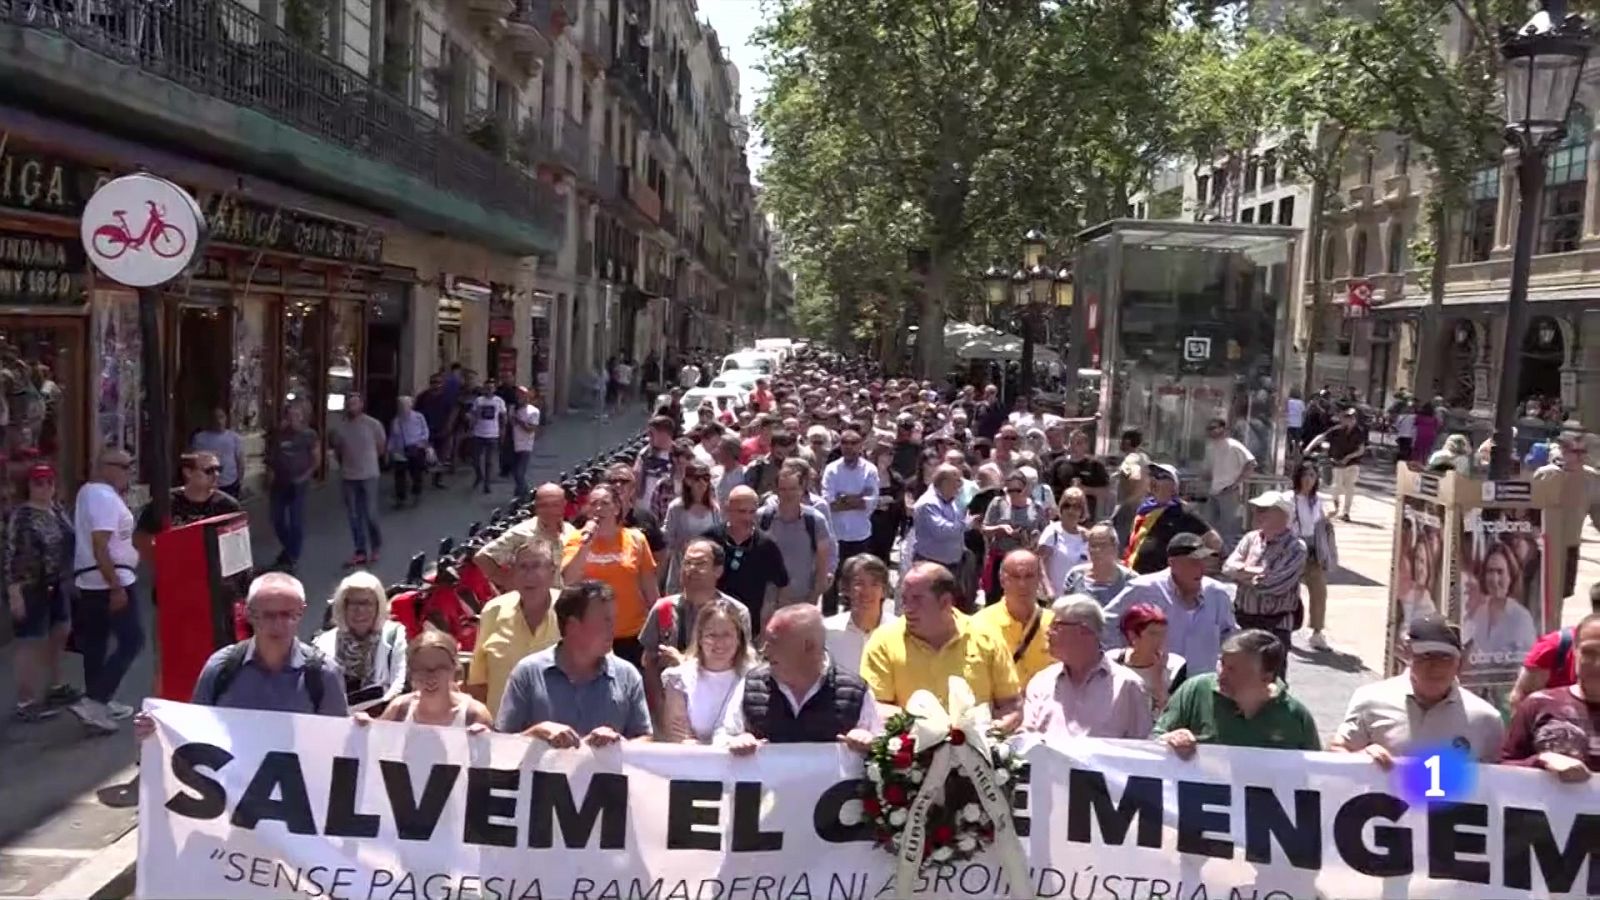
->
[74, 482, 138, 589]
[1286, 397, 1305, 429]
[614, 362, 633, 385]
[1207, 438, 1257, 493]
[1037, 522, 1088, 596]
[511, 404, 541, 452]
[470, 395, 507, 439]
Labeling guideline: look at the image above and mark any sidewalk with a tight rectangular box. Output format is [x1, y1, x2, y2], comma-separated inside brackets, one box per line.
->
[0, 411, 645, 899]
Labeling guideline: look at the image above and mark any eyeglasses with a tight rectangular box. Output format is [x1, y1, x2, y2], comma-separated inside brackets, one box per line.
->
[200, 466, 222, 475]
[253, 609, 302, 623]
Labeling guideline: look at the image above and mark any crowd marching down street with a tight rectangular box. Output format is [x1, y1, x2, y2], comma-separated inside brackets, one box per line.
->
[23, 342, 1570, 792]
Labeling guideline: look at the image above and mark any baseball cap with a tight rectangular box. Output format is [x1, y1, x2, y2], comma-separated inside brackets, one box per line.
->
[1150, 463, 1180, 483]
[1248, 490, 1293, 514]
[1406, 613, 1462, 658]
[1165, 532, 1216, 560]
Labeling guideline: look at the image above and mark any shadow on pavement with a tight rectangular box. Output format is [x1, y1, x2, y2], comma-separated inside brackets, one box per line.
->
[1327, 569, 1383, 588]
[1289, 645, 1369, 674]
[96, 773, 139, 810]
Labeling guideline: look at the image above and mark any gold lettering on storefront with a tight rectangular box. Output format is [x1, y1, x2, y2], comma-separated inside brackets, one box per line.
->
[0, 236, 67, 267]
[208, 194, 284, 247]
[0, 156, 69, 212]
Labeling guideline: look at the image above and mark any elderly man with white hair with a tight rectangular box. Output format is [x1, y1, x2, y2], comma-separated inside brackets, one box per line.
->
[1022, 595, 1153, 739]
[134, 572, 349, 739]
[388, 394, 431, 508]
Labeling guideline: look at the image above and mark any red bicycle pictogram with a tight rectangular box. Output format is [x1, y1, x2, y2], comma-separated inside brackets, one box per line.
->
[89, 200, 188, 261]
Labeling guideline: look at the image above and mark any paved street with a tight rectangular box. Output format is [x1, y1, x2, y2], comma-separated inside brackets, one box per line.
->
[0, 412, 646, 899]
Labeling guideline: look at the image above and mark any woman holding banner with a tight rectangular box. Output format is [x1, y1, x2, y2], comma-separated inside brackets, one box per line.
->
[659, 597, 752, 742]
[373, 631, 492, 731]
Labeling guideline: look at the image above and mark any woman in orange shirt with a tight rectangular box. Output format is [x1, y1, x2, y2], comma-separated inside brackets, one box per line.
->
[562, 484, 659, 667]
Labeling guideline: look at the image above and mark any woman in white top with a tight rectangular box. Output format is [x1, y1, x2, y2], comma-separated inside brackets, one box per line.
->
[374, 631, 492, 731]
[1463, 543, 1537, 661]
[313, 571, 409, 712]
[1036, 487, 1090, 597]
[662, 460, 722, 592]
[660, 597, 751, 743]
[1289, 461, 1339, 651]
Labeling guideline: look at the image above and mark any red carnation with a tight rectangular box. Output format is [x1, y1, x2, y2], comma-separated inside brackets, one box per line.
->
[875, 828, 893, 845]
[883, 783, 908, 806]
[981, 824, 996, 841]
[932, 824, 955, 845]
[893, 747, 914, 768]
[948, 728, 966, 746]
[863, 796, 882, 816]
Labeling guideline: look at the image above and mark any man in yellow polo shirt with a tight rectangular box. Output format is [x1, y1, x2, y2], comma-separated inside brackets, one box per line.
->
[466, 541, 560, 717]
[861, 561, 1022, 733]
[972, 550, 1054, 684]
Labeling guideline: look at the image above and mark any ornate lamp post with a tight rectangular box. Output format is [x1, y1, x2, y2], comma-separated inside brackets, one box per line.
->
[1490, 5, 1592, 479]
[982, 229, 1059, 400]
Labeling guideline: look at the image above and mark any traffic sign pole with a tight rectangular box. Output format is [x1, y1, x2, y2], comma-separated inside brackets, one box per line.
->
[140, 287, 171, 527]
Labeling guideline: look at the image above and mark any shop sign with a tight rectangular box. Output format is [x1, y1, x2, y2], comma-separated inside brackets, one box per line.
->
[0, 148, 109, 217]
[0, 228, 86, 303]
[202, 194, 384, 266]
[80, 174, 205, 288]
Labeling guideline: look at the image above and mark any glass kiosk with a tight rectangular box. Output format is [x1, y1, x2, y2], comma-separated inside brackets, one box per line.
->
[1072, 220, 1300, 498]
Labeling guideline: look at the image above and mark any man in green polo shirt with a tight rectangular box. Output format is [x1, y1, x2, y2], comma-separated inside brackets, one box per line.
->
[1155, 629, 1320, 755]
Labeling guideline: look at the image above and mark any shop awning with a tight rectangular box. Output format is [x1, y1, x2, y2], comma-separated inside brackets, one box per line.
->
[1372, 285, 1600, 313]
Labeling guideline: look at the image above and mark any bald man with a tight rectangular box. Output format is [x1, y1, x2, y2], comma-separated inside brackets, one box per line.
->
[716, 604, 879, 753]
[709, 485, 789, 625]
[972, 550, 1055, 683]
[475, 483, 577, 590]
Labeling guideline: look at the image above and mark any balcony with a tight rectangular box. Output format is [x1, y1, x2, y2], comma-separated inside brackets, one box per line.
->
[608, 57, 652, 112]
[662, 206, 680, 239]
[586, 145, 620, 199]
[0, 0, 561, 254]
[619, 166, 661, 222]
[468, 0, 515, 32]
[504, 0, 557, 61]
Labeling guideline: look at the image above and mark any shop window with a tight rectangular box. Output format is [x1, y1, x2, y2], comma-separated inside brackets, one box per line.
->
[0, 321, 84, 523]
[281, 302, 326, 422]
[1240, 207, 1254, 223]
[328, 300, 363, 415]
[1539, 107, 1589, 255]
[1459, 164, 1499, 262]
[232, 299, 267, 437]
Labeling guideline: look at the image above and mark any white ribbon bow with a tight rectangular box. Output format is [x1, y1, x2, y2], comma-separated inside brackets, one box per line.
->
[906, 676, 994, 758]
[894, 677, 1034, 900]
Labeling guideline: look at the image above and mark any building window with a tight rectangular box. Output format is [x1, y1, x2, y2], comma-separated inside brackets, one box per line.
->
[1262, 150, 1277, 187]
[1352, 230, 1368, 276]
[1387, 223, 1406, 273]
[1459, 164, 1499, 262]
[1245, 156, 1259, 193]
[1277, 195, 1294, 225]
[1539, 106, 1589, 255]
[1257, 203, 1272, 224]
[1240, 207, 1255, 223]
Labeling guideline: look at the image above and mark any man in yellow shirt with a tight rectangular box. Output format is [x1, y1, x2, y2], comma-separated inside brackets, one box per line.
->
[466, 541, 560, 716]
[860, 561, 1022, 733]
[972, 550, 1054, 683]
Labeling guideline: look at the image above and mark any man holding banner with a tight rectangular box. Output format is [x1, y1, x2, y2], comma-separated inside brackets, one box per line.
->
[1331, 614, 1504, 766]
[1155, 629, 1319, 756]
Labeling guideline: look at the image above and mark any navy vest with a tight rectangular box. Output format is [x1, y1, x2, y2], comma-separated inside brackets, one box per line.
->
[740, 664, 868, 743]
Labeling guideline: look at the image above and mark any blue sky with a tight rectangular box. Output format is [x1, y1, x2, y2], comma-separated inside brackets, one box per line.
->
[697, 0, 770, 176]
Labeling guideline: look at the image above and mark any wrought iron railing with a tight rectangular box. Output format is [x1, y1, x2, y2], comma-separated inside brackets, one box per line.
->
[4, 0, 562, 234]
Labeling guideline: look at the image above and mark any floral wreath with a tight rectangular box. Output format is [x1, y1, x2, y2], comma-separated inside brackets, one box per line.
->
[861, 685, 1026, 874]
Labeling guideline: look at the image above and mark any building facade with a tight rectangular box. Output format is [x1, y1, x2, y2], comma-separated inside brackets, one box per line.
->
[0, 0, 783, 524]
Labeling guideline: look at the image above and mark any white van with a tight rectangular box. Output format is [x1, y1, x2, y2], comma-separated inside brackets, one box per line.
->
[719, 350, 778, 376]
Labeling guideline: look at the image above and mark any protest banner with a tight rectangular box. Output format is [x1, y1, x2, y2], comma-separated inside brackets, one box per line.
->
[139, 700, 1597, 900]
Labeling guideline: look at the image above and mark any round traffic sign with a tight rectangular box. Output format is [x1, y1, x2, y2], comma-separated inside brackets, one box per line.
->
[80, 174, 205, 287]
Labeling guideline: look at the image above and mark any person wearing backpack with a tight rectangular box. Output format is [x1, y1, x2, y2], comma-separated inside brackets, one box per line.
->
[1510, 581, 1600, 705]
[133, 572, 348, 740]
[759, 467, 835, 612]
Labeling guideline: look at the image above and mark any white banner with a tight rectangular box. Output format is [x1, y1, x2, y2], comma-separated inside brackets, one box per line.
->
[138, 700, 1597, 900]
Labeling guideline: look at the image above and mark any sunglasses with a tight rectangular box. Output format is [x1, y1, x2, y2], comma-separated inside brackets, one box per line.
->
[200, 466, 222, 475]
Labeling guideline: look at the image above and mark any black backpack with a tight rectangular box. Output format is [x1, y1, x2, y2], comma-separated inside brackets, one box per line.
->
[212, 640, 326, 710]
[759, 508, 818, 553]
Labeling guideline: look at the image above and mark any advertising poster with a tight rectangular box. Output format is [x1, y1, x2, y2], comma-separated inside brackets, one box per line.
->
[1387, 495, 1447, 675]
[1455, 506, 1548, 698]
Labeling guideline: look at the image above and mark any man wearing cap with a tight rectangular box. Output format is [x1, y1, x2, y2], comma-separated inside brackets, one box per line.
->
[1103, 533, 1237, 675]
[1023, 595, 1153, 739]
[1222, 490, 1306, 679]
[1332, 614, 1504, 766]
[1155, 629, 1320, 756]
[1306, 407, 1367, 522]
[1531, 431, 1600, 600]
[1112, 463, 1220, 576]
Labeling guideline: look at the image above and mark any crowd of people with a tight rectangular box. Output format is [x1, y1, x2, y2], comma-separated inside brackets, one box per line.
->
[9, 344, 1596, 788]
[161, 350, 1600, 779]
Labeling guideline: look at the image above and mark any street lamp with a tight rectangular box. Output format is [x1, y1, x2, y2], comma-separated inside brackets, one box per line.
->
[981, 230, 1062, 400]
[1490, 6, 1593, 479]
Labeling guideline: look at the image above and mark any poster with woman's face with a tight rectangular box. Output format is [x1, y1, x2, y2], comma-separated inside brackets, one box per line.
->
[1456, 507, 1545, 693]
[1387, 497, 1446, 676]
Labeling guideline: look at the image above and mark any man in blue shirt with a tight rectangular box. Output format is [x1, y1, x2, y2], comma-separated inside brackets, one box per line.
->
[134, 572, 348, 740]
[496, 580, 652, 746]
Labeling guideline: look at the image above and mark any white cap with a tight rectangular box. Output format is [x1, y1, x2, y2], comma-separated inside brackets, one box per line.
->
[1248, 490, 1293, 515]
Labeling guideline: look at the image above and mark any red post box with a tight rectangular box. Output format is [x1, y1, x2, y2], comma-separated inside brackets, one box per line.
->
[152, 512, 254, 700]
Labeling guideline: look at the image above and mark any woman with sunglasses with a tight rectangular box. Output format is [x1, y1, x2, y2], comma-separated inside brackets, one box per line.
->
[371, 631, 492, 731]
[562, 484, 660, 667]
[660, 597, 752, 743]
[662, 461, 723, 592]
[1036, 487, 1090, 597]
[981, 469, 1048, 602]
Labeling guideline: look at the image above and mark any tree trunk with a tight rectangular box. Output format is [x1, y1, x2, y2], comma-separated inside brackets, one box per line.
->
[1412, 201, 1449, 400]
[917, 254, 949, 378]
[1300, 178, 1328, 401]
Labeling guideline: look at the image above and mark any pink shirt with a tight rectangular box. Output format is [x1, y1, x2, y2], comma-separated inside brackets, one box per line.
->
[1022, 657, 1154, 740]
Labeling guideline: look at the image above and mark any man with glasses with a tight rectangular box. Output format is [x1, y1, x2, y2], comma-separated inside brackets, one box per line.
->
[134, 451, 242, 550]
[133, 572, 349, 742]
[992, 426, 1021, 473]
[69, 447, 146, 734]
[1532, 431, 1600, 599]
[476, 482, 578, 591]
